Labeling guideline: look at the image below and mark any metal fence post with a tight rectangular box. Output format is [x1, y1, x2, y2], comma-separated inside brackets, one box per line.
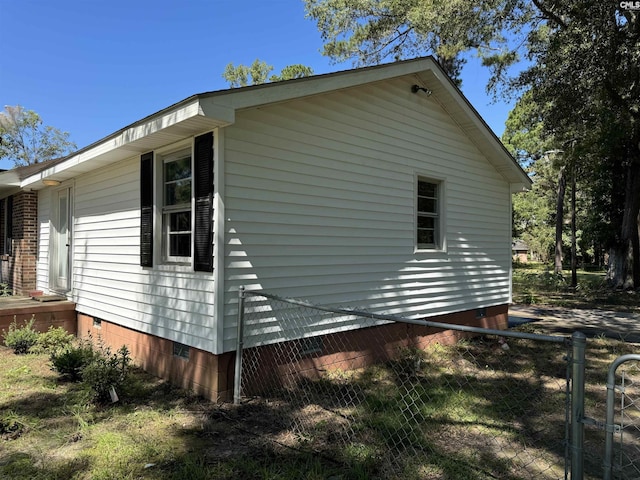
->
[570, 331, 587, 480]
[233, 286, 246, 405]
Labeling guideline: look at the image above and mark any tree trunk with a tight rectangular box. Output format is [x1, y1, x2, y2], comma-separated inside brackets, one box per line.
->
[554, 166, 566, 274]
[570, 163, 577, 288]
[607, 156, 640, 289]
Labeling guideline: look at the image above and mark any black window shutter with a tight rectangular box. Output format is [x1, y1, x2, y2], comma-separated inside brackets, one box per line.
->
[193, 132, 214, 272]
[140, 152, 154, 267]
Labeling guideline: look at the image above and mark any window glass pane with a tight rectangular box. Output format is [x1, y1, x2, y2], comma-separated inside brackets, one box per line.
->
[417, 216, 435, 229]
[165, 179, 191, 206]
[169, 233, 191, 257]
[417, 229, 435, 246]
[165, 156, 191, 182]
[417, 178, 440, 249]
[418, 198, 437, 213]
[169, 211, 191, 232]
[164, 156, 191, 206]
[418, 181, 437, 197]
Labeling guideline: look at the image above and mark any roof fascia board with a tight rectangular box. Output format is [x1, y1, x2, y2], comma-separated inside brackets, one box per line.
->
[21, 98, 232, 189]
[201, 57, 439, 112]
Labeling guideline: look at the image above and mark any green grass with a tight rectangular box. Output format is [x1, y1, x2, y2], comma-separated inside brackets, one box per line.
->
[1, 327, 637, 479]
[512, 262, 639, 311]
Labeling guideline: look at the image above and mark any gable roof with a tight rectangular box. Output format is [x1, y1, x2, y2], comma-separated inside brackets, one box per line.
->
[2, 57, 531, 194]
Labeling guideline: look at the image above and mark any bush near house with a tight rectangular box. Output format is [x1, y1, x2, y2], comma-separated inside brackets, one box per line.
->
[3, 322, 131, 403]
[2, 317, 39, 354]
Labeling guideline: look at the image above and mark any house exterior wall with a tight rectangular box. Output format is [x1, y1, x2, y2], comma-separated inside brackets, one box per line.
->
[1, 191, 38, 295]
[222, 77, 512, 352]
[33, 75, 513, 359]
[36, 156, 216, 352]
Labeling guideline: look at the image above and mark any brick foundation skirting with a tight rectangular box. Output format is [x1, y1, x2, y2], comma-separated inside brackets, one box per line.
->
[75, 305, 507, 402]
[77, 314, 236, 402]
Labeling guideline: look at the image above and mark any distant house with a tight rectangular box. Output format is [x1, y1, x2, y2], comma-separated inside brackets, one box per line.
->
[0, 57, 531, 400]
[512, 240, 530, 263]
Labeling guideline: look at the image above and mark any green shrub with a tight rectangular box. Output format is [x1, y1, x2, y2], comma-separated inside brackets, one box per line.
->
[50, 334, 132, 402]
[81, 341, 131, 403]
[50, 339, 95, 381]
[0, 283, 12, 297]
[2, 316, 39, 354]
[32, 326, 75, 354]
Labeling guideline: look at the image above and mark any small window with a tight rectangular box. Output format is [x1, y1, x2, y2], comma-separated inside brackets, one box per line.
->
[417, 178, 440, 249]
[162, 150, 192, 262]
[173, 342, 190, 360]
[476, 308, 487, 319]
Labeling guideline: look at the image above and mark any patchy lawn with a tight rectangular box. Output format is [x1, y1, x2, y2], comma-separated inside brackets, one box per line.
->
[512, 263, 639, 312]
[1, 327, 637, 479]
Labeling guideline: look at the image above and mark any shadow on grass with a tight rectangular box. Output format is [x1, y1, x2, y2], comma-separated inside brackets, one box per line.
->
[2, 334, 630, 479]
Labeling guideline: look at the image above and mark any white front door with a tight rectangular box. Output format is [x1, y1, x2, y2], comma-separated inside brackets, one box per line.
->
[50, 186, 72, 292]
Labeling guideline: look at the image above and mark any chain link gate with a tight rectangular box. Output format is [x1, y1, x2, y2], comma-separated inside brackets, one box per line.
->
[602, 354, 640, 480]
[233, 288, 593, 479]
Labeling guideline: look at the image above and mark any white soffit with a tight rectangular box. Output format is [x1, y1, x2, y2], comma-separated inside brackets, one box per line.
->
[21, 99, 231, 190]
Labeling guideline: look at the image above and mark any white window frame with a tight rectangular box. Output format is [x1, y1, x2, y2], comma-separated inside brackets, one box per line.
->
[156, 142, 194, 265]
[416, 175, 444, 251]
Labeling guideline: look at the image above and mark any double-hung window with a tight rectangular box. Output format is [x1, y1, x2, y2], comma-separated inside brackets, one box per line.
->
[417, 177, 440, 250]
[140, 131, 214, 272]
[162, 149, 192, 262]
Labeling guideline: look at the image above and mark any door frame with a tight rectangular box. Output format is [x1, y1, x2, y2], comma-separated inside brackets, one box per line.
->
[49, 182, 73, 293]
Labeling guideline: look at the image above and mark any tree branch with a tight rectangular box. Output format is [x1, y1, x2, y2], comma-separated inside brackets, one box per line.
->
[531, 0, 567, 29]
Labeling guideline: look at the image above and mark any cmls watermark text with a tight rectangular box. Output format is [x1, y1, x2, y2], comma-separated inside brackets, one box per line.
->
[620, 1, 640, 10]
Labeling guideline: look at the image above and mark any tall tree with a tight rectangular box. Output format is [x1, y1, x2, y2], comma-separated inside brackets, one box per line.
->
[223, 59, 313, 87]
[503, 92, 558, 264]
[0, 106, 76, 167]
[306, 0, 640, 289]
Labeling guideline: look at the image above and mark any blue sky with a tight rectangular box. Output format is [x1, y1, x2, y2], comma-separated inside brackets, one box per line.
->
[0, 0, 516, 171]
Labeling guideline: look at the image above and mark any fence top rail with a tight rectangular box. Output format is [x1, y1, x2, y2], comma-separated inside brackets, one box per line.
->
[242, 289, 570, 345]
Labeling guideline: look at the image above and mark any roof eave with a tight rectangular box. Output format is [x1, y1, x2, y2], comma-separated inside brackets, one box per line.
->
[21, 98, 234, 190]
[17, 56, 530, 192]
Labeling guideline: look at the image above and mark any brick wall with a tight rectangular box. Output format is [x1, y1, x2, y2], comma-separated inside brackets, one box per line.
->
[76, 305, 508, 402]
[0, 191, 38, 295]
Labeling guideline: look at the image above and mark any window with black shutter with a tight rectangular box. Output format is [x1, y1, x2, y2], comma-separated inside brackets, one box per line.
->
[193, 132, 214, 272]
[140, 132, 214, 271]
[140, 152, 154, 267]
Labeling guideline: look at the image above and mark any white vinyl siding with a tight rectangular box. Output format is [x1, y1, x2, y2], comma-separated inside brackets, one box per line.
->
[223, 77, 511, 351]
[39, 156, 215, 352]
[36, 190, 51, 290]
[33, 73, 513, 356]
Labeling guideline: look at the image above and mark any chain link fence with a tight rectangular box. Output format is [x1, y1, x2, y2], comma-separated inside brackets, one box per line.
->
[602, 355, 640, 480]
[236, 290, 577, 479]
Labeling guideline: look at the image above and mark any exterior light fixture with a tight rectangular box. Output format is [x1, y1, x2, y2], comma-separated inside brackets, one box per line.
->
[42, 179, 61, 186]
[411, 84, 432, 96]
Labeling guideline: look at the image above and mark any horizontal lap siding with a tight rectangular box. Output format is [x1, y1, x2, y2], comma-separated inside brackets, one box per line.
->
[223, 77, 511, 351]
[36, 190, 51, 290]
[70, 157, 215, 351]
